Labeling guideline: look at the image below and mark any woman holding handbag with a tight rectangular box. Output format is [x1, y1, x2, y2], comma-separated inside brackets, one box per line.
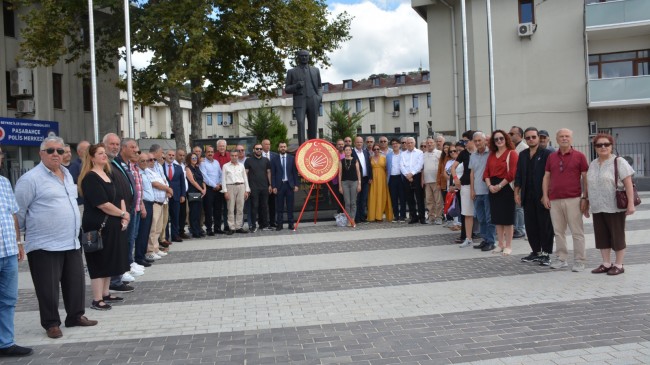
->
[78, 143, 130, 310]
[185, 152, 207, 238]
[586, 133, 636, 276]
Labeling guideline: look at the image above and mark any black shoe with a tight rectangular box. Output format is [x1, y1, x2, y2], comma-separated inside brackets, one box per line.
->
[513, 232, 526, 239]
[143, 257, 155, 263]
[192, 234, 202, 238]
[472, 233, 481, 239]
[276, 226, 283, 231]
[0, 344, 33, 357]
[206, 231, 215, 236]
[408, 219, 419, 224]
[180, 233, 191, 239]
[102, 295, 124, 303]
[135, 260, 152, 267]
[473, 241, 487, 249]
[288, 225, 294, 230]
[226, 230, 234, 235]
[538, 254, 551, 266]
[215, 229, 225, 234]
[481, 244, 496, 252]
[521, 252, 539, 263]
[109, 283, 134, 293]
[270, 224, 277, 228]
[235, 228, 248, 234]
[172, 236, 183, 242]
[91, 300, 112, 311]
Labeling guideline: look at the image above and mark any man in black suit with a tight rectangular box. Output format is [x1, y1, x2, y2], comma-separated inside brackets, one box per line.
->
[285, 50, 322, 145]
[163, 150, 186, 242]
[261, 139, 277, 227]
[271, 142, 299, 230]
[352, 136, 372, 223]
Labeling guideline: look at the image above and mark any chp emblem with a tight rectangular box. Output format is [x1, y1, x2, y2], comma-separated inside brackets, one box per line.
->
[295, 139, 340, 184]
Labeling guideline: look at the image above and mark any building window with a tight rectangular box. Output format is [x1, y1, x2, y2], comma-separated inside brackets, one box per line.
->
[343, 100, 349, 110]
[356, 126, 362, 135]
[422, 72, 430, 81]
[372, 77, 380, 87]
[370, 124, 376, 134]
[589, 49, 650, 79]
[292, 109, 296, 120]
[427, 93, 431, 108]
[394, 127, 401, 133]
[343, 80, 352, 89]
[519, 0, 535, 24]
[322, 83, 329, 92]
[369, 98, 375, 112]
[227, 113, 234, 125]
[206, 113, 213, 126]
[318, 128, 324, 138]
[412, 95, 419, 109]
[217, 112, 223, 125]
[82, 78, 91, 111]
[414, 122, 420, 136]
[5, 71, 16, 109]
[396, 75, 405, 84]
[53, 73, 63, 109]
[3, 2, 15, 38]
[319, 104, 323, 116]
[393, 100, 400, 112]
[330, 101, 336, 112]
[355, 99, 362, 113]
[140, 104, 145, 118]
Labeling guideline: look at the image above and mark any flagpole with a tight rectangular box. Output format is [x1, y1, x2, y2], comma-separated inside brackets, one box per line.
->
[87, 0, 99, 143]
[124, 0, 135, 138]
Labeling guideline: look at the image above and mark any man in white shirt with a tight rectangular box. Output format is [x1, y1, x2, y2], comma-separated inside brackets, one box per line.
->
[386, 138, 406, 222]
[222, 150, 250, 235]
[422, 137, 443, 224]
[400, 137, 426, 224]
[199, 146, 223, 235]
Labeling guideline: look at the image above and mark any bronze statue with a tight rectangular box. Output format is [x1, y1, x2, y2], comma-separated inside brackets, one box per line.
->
[285, 50, 322, 145]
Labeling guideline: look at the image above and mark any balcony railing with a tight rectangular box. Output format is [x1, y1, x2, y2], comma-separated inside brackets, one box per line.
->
[586, 0, 650, 28]
[574, 142, 649, 177]
[588, 75, 650, 107]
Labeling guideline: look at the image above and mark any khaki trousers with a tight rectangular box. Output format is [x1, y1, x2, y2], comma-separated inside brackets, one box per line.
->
[549, 197, 586, 263]
[148, 203, 164, 253]
[158, 203, 169, 242]
[226, 184, 245, 230]
[424, 182, 443, 221]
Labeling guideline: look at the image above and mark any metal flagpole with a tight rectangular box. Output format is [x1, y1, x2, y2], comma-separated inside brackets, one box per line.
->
[124, 0, 135, 138]
[486, 0, 497, 132]
[87, 0, 99, 143]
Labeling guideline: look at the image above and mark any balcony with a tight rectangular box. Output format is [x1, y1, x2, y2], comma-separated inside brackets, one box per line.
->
[586, 0, 650, 39]
[588, 75, 650, 108]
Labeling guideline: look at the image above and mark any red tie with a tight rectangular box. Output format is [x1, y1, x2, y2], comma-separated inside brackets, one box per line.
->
[168, 164, 173, 180]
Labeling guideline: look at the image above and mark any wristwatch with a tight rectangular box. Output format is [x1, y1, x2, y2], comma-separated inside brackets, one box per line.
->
[120, 211, 126, 218]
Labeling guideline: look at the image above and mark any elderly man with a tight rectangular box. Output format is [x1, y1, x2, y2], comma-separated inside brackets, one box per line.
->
[15, 137, 97, 339]
[260, 139, 277, 227]
[61, 144, 72, 168]
[0, 145, 32, 357]
[542, 128, 589, 272]
[352, 136, 373, 223]
[150, 144, 172, 249]
[422, 137, 442, 224]
[510, 126, 528, 239]
[134, 152, 154, 268]
[539, 130, 555, 152]
[215, 140, 231, 232]
[387, 138, 406, 222]
[144, 150, 172, 262]
[164, 150, 186, 242]
[435, 134, 446, 151]
[200, 146, 223, 236]
[365, 136, 375, 152]
[400, 137, 426, 224]
[222, 150, 250, 234]
[468, 132, 496, 251]
[377, 136, 389, 156]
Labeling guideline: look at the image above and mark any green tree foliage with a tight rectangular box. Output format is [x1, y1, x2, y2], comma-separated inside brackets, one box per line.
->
[17, 0, 352, 150]
[242, 107, 288, 152]
[326, 101, 365, 143]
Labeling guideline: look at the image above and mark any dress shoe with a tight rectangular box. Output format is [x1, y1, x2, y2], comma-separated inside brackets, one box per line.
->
[172, 236, 183, 242]
[420, 219, 427, 224]
[215, 229, 225, 234]
[235, 228, 248, 234]
[206, 231, 215, 236]
[408, 219, 419, 224]
[143, 257, 155, 263]
[46, 326, 62, 339]
[288, 225, 294, 230]
[0, 344, 33, 357]
[135, 260, 152, 267]
[180, 233, 190, 239]
[276, 226, 283, 231]
[65, 316, 98, 327]
[607, 265, 624, 275]
[159, 241, 170, 248]
[473, 241, 487, 249]
[226, 230, 234, 235]
[192, 234, 202, 238]
[481, 244, 496, 252]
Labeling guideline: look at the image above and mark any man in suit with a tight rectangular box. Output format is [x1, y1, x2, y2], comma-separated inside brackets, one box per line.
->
[352, 136, 373, 223]
[285, 50, 322, 145]
[163, 149, 186, 242]
[261, 139, 277, 227]
[271, 142, 299, 230]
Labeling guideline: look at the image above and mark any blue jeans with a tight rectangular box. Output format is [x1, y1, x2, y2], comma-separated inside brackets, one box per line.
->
[474, 194, 496, 244]
[514, 205, 525, 236]
[0, 255, 18, 348]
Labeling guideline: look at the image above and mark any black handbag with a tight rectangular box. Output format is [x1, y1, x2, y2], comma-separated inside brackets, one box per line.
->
[187, 192, 202, 202]
[81, 216, 108, 253]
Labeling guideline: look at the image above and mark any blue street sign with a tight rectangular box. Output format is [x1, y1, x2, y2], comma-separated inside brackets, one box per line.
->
[0, 118, 59, 146]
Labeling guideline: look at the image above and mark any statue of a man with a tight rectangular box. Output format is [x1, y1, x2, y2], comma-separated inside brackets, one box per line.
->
[285, 50, 322, 145]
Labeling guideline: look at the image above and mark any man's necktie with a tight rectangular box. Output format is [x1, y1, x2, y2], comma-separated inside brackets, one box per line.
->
[168, 164, 173, 180]
[282, 155, 287, 180]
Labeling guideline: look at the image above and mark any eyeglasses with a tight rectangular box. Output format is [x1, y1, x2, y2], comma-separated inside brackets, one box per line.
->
[366, 140, 374, 143]
[401, 142, 406, 144]
[147, 159, 155, 162]
[373, 148, 380, 151]
[254, 148, 262, 150]
[191, 157, 198, 160]
[42, 148, 65, 155]
[450, 150, 457, 153]
[508, 133, 516, 136]
[494, 137, 505, 142]
[524, 135, 537, 141]
[135, 151, 141, 155]
[237, 149, 245, 152]
[379, 140, 387, 143]
[595, 143, 612, 148]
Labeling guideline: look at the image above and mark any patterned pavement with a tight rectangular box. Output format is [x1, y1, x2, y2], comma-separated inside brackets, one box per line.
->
[4, 192, 650, 365]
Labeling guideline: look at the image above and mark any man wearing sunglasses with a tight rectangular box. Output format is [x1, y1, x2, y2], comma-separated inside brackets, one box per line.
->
[245, 144, 272, 232]
[15, 136, 97, 339]
[377, 136, 389, 156]
[515, 128, 554, 266]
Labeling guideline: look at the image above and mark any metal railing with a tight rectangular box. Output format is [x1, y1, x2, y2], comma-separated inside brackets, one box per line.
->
[573, 142, 649, 177]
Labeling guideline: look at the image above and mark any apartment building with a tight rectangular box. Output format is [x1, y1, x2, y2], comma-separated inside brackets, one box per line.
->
[411, 0, 649, 150]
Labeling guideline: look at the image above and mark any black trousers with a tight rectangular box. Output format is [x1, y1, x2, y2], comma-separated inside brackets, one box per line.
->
[27, 248, 86, 329]
[524, 193, 554, 254]
[179, 199, 187, 234]
[250, 187, 270, 229]
[202, 188, 223, 232]
[188, 200, 202, 236]
[268, 191, 276, 226]
[404, 173, 425, 221]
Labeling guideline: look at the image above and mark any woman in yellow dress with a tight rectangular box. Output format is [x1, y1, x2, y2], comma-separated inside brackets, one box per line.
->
[367, 146, 393, 222]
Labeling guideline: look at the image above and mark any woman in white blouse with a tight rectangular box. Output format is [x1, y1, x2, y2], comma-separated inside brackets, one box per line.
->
[585, 133, 635, 276]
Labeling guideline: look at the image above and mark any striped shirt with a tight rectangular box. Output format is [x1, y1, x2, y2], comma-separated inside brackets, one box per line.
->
[0, 176, 19, 258]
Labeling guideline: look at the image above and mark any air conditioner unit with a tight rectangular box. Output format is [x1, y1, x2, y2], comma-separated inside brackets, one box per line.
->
[409, 107, 418, 114]
[289, 120, 297, 126]
[517, 23, 536, 37]
[10, 68, 33, 97]
[222, 119, 231, 127]
[392, 111, 400, 117]
[17, 100, 35, 114]
[622, 154, 644, 174]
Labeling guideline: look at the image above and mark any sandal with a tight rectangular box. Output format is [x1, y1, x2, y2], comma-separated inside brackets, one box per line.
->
[91, 300, 112, 311]
[492, 246, 504, 254]
[502, 248, 512, 256]
[103, 295, 124, 303]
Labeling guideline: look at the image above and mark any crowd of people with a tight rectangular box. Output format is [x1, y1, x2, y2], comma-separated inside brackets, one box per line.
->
[0, 126, 638, 357]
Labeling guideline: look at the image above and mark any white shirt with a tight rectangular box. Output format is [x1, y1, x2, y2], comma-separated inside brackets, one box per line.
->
[355, 148, 367, 177]
[174, 161, 188, 191]
[422, 149, 442, 183]
[515, 140, 529, 154]
[199, 158, 223, 188]
[390, 152, 402, 176]
[221, 162, 250, 193]
[400, 148, 424, 176]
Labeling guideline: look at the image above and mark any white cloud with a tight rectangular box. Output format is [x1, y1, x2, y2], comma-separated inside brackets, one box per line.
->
[321, 0, 428, 83]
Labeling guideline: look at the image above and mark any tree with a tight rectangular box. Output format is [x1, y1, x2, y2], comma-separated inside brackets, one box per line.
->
[242, 107, 288, 152]
[18, 0, 352, 150]
[326, 101, 365, 142]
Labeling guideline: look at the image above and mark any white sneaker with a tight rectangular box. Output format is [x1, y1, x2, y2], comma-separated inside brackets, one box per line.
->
[129, 269, 144, 277]
[459, 239, 472, 248]
[156, 251, 168, 257]
[122, 272, 136, 282]
[145, 253, 161, 261]
[130, 263, 145, 273]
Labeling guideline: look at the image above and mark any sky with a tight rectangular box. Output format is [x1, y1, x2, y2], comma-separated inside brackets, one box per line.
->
[120, 0, 428, 86]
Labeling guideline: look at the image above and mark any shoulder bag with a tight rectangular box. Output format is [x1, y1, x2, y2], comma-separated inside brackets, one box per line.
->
[614, 156, 641, 209]
[81, 215, 107, 253]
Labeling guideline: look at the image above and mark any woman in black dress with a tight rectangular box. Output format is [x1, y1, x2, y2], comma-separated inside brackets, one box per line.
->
[338, 145, 361, 227]
[185, 152, 206, 238]
[78, 144, 131, 310]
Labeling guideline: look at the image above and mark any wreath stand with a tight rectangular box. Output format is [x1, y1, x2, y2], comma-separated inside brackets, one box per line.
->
[294, 182, 355, 231]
